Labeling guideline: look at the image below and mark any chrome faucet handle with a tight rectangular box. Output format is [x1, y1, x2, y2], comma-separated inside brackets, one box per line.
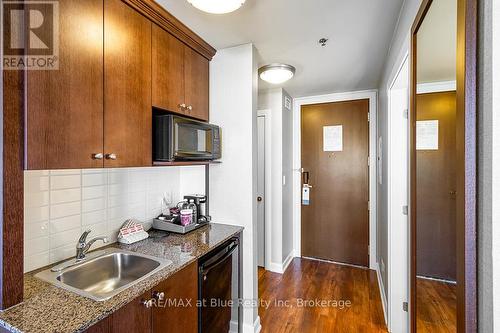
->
[78, 230, 92, 245]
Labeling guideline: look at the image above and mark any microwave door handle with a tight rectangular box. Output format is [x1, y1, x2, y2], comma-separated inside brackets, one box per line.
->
[201, 243, 238, 280]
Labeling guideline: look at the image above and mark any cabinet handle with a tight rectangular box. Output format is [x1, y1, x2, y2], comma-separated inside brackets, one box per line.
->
[152, 291, 165, 300]
[105, 153, 117, 160]
[178, 103, 186, 110]
[186, 105, 193, 112]
[141, 299, 153, 309]
[92, 153, 103, 160]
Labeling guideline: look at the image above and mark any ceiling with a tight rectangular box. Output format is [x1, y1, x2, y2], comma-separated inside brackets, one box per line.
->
[156, 0, 404, 97]
[417, 0, 457, 84]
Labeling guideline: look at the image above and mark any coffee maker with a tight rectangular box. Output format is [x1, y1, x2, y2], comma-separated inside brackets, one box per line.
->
[184, 194, 210, 223]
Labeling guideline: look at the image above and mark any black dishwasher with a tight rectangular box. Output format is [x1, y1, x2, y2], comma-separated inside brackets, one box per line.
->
[199, 237, 240, 333]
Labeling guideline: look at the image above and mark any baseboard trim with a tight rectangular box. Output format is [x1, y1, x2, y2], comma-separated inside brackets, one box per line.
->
[267, 251, 295, 274]
[229, 320, 239, 333]
[242, 316, 261, 333]
[282, 251, 294, 272]
[375, 262, 388, 326]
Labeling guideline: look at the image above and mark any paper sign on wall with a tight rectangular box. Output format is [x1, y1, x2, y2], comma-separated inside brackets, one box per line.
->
[416, 120, 439, 150]
[323, 125, 343, 151]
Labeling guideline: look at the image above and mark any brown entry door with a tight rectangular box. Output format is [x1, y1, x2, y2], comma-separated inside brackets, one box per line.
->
[416, 91, 456, 281]
[301, 100, 369, 267]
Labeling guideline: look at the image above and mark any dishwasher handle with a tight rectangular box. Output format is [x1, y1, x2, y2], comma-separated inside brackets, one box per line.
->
[201, 242, 238, 280]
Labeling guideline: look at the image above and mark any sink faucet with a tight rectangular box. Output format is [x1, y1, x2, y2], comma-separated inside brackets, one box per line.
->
[76, 230, 108, 261]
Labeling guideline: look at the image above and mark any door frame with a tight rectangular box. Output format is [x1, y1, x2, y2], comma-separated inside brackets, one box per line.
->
[257, 109, 273, 271]
[292, 90, 378, 269]
[387, 51, 410, 332]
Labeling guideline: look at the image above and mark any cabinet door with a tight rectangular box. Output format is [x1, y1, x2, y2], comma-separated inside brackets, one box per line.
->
[104, 0, 152, 167]
[152, 24, 185, 114]
[26, 0, 104, 170]
[110, 291, 152, 332]
[184, 47, 209, 121]
[83, 318, 110, 333]
[152, 262, 198, 333]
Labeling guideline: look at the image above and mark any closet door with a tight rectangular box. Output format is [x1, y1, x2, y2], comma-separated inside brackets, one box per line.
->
[104, 0, 152, 167]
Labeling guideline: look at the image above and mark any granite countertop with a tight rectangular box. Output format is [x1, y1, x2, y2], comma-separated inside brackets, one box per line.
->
[0, 223, 243, 333]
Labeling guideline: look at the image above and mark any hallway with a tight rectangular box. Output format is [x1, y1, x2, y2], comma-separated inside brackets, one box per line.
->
[258, 258, 387, 333]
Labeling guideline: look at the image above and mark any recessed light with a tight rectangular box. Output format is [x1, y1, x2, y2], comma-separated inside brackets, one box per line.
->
[186, 0, 246, 14]
[258, 64, 296, 85]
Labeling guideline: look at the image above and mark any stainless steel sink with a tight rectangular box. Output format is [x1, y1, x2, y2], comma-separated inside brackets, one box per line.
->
[35, 248, 172, 301]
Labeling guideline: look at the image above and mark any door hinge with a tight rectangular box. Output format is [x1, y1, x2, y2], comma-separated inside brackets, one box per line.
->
[368, 156, 370, 166]
[368, 112, 370, 122]
[368, 245, 370, 255]
[402, 205, 408, 215]
[403, 109, 409, 119]
[403, 302, 408, 312]
[367, 201, 370, 211]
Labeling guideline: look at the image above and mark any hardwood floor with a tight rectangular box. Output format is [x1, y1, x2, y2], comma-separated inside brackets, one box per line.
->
[258, 258, 387, 333]
[416, 277, 456, 332]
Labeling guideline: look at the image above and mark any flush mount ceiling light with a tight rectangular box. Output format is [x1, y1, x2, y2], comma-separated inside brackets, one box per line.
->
[258, 64, 296, 84]
[186, 0, 246, 14]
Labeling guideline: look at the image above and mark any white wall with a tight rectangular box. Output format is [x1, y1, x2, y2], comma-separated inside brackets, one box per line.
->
[257, 88, 294, 272]
[478, 0, 500, 331]
[23, 166, 205, 272]
[376, 0, 422, 304]
[258, 89, 283, 269]
[209, 43, 260, 333]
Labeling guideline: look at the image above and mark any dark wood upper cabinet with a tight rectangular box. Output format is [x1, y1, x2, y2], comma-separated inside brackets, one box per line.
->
[24, 0, 213, 171]
[26, 0, 104, 170]
[152, 262, 198, 333]
[152, 25, 209, 122]
[104, 0, 152, 167]
[184, 46, 209, 121]
[110, 291, 152, 333]
[152, 24, 185, 115]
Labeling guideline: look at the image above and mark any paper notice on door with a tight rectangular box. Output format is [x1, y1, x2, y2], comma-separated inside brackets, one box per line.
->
[416, 120, 439, 150]
[323, 125, 343, 151]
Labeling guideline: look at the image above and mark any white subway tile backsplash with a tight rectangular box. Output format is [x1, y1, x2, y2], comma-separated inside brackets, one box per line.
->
[82, 209, 106, 226]
[50, 245, 75, 263]
[50, 169, 81, 176]
[50, 188, 81, 204]
[24, 166, 205, 272]
[24, 236, 49, 256]
[51, 174, 81, 190]
[25, 206, 49, 224]
[50, 228, 82, 249]
[85, 222, 107, 237]
[24, 252, 49, 272]
[82, 185, 106, 200]
[50, 201, 81, 219]
[25, 221, 49, 240]
[50, 215, 81, 234]
[82, 173, 106, 187]
[25, 191, 49, 207]
[82, 197, 106, 212]
[25, 175, 49, 192]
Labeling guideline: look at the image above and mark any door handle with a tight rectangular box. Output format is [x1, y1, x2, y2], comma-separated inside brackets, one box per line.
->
[302, 171, 310, 185]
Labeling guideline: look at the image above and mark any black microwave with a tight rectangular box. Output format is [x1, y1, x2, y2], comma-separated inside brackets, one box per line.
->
[153, 115, 221, 162]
